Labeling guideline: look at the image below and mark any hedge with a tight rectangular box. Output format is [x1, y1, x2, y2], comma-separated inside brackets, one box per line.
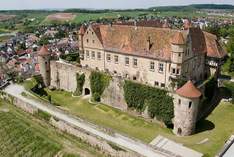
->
[90, 71, 111, 102]
[123, 81, 174, 125]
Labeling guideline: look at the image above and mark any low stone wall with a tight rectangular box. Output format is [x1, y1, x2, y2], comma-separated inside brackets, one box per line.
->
[50, 118, 140, 157]
[0, 91, 38, 114]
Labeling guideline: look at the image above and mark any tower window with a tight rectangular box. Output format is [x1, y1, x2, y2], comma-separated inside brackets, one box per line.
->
[178, 99, 181, 105]
[176, 69, 180, 75]
[189, 101, 192, 108]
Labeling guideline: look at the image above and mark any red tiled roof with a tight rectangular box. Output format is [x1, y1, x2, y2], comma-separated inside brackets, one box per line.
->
[171, 32, 185, 45]
[176, 80, 202, 98]
[91, 24, 187, 61]
[38, 45, 50, 56]
[203, 31, 227, 58]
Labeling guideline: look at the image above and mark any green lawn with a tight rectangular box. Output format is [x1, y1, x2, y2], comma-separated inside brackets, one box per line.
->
[42, 88, 234, 157]
[0, 99, 106, 157]
[22, 77, 234, 157]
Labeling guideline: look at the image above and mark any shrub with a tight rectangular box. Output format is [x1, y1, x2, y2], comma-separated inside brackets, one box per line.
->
[89, 71, 111, 102]
[123, 81, 174, 125]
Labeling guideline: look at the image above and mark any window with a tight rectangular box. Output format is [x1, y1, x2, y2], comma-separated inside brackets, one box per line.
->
[178, 53, 181, 57]
[114, 55, 119, 64]
[150, 62, 155, 71]
[172, 68, 176, 74]
[133, 76, 137, 80]
[154, 81, 159, 86]
[86, 50, 89, 58]
[161, 83, 165, 88]
[176, 69, 180, 75]
[86, 39, 89, 43]
[158, 63, 164, 73]
[133, 58, 138, 67]
[92, 40, 95, 44]
[97, 52, 101, 60]
[106, 54, 111, 62]
[178, 99, 181, 105]
[125, 57, 129, 66]
[189, 101, 192, 108]
[91, 51, 95, 59]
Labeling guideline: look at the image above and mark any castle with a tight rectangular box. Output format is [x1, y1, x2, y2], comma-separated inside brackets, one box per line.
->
[38, 23, 227, 136]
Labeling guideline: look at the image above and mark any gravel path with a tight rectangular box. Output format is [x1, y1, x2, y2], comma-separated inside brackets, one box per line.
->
[4, 84, 169, 157]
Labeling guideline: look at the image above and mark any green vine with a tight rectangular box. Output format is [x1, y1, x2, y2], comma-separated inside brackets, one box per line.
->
[123, 80, 174, 126]
[73, 73, 85, 96]
[90, 71, 111, 102]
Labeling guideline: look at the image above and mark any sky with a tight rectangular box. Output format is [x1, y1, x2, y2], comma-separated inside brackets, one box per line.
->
[0, 0, 233, 10]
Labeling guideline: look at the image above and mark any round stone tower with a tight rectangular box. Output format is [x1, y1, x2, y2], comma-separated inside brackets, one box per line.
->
[170, 31, 185, 79]
[173, 80, 201, 136]
[38, 45, 51, 87]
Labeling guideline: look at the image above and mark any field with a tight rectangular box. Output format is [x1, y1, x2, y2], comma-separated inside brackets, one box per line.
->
[0, 14, 16, 22]
[46, 13, 76, 22]
[0, 99, 106, 157]
[23, 79, 234, 157]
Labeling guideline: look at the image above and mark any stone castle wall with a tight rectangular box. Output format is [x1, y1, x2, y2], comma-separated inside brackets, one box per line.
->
[50, 60, 206, 136]
[50, 60, 128, 110]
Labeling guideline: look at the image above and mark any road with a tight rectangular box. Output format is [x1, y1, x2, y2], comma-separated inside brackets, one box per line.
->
[4, 84, 169, 157]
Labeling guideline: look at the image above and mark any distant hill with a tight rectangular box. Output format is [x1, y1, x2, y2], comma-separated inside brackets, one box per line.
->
[149, 4, 234, 11]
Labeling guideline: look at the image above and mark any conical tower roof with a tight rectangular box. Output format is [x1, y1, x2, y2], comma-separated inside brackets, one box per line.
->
[176, 80, 201, 98]
[38, 45, 50, 56]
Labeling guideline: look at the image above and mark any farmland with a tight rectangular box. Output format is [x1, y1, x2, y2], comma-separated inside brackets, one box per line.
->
[0, 99, 106, 157]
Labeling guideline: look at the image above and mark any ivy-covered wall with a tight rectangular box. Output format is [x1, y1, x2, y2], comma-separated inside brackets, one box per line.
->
[73, 73, 85, 96]
[90, 71, 111, 102]
[123, 80, 174, 125]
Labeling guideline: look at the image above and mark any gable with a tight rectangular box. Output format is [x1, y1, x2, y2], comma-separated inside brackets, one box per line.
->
[83, 25, 103, 49]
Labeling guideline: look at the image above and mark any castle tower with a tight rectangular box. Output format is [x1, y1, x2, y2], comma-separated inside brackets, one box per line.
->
[173, 80, 201, 136]
[170, 32, 185, 80]
[78, 25, 85, 60]
[38, 45, 51, 87]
